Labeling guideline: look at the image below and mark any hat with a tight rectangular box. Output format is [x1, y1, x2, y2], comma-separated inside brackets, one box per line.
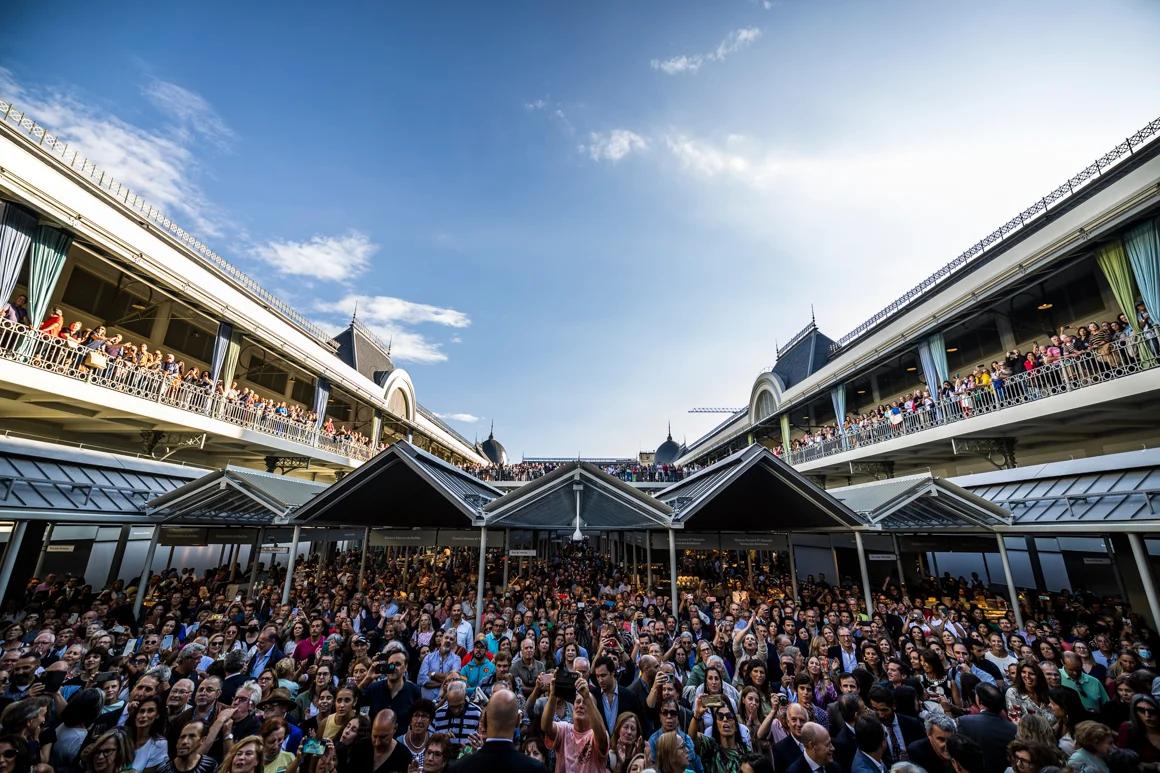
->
[353, 635, 368, 646]
[257, 687, 296, 710]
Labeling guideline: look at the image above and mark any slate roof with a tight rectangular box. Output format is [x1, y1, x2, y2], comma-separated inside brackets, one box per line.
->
[772, 323, 835, 390]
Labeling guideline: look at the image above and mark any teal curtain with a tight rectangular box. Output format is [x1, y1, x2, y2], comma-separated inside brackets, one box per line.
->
[0, 202, 37, 310]
[1124, 218, 1160, 323]
[928, 332, 949, 384]
[26, 225, 73, 328]
[779, 413, 792, 462]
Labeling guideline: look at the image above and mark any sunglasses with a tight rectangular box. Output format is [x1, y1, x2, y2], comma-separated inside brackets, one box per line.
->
[715, 712, 735, 721]
[660, 709, 679, 717]
[0, 749, 16, 759]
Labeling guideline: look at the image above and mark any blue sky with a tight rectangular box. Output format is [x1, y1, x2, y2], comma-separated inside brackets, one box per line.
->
[4, 1, 1160, 457]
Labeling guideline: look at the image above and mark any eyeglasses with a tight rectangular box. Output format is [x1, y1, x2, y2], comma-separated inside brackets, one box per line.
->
[0, 749, 17, 759]
[660, 709, 679, 717]
[715, 713, 735, 721]
[93, 747, 117, 758]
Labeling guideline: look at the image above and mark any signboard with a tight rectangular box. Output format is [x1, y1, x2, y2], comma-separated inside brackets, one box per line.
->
[46, 544, 75, 553]
[206, 528, 257, 545]
[868, 553, 898, 562]
[719, 533, 785, 551]
[159, 527, 207, 546]
[508, 549, 537, 557]
[260, 546, 290, 554]
[1082, 557, 1112, 565]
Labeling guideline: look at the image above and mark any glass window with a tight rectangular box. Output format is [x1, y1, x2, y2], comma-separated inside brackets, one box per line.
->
[61, 267, 153, 337]
[244, 352, 289, 393]
[163, 318, 214, 365]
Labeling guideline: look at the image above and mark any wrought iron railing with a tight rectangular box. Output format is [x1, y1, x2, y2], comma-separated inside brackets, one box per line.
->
[0, 98, 335, 347]
[792, 331, 1159, 465]
[829, 115, 1160, 354]
[0, 320, 377, 461]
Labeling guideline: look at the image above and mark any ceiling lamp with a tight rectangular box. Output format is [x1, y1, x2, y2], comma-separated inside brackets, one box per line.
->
[856, 389, 866, 395]
[946, 347, 958, 353]
[1037, 302, 1054, 310]
[906, 366, 917, 372]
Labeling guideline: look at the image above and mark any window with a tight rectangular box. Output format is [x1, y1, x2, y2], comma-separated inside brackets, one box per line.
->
[326, 398, 352, 423]
[754, 390, 776, 421]
[61, 268, 153, 337]
[945, 320, 1000, 375]
[290, 378, 314, 406]
[163, 318, 214, 365]
[244, 352, 289, 394]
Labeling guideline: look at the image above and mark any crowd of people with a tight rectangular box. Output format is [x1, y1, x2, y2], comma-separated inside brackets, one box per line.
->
[777, 313, 1158, 461]
[470, 462, 693, 484]
[0, 537, 1156, 773]
[0, 296, 374, 453]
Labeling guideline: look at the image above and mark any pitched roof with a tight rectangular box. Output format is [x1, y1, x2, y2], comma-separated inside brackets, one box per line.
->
[329, 320, 394, 382]
[827, 473, 1011, 530]
[772, 323, 834, 390]
[145, 466, 327, 525]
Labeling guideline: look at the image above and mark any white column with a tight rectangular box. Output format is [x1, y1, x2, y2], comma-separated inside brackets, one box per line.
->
[892, 533, 906, 588]
[32, 523, 54, 579]
[646, 532, 653, 590]
[995, 534, 1025, 631]
[248, 528, 266, 596]
[788, 536, 799, 603]
[281, 525, 301, 606]
[0, 521, 28, 605]
[133, 527, 160, 620]
[502, 529, 510, 590]
[358, 527, 370, 591]
[1128, 533, 1160, 632]
[668, 529, 679, 617]
[475, 527, 488, 633]
[854, 531, 874, 618]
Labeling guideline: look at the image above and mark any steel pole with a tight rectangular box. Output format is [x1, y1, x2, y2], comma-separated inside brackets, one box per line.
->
[1128, 533, 1160, 632]
[995, 534, 1025, 631]
[788, 536, 799, 603]
[281, 525, 301, 606]
[668, 529, 679, 617]
[475, 527, 488, 633]
[133, 527, 160, 621]
[502, 529, 510, 590]
[854, 531, 874, 619]
[248, 528, 265, 596]
[358, 527, 370, 591]
[646, 532, 653, 590]
[32, 523, 54, 579]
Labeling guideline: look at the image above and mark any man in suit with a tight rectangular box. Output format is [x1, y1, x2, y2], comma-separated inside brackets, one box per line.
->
[867, 686, 923, 765]
[592, 655, 644, 737]
[827, 628, 861, 675]
[907, 714, 956, 773]
[245, 625, 283, 679]
[956, 683, 1015, 772]
[450, 688, 546, 771]
[830, 693, 862, 773]
[851, 715, 888, 773]
[773, 703, 809, 773]
[787, 722, 839, 773]
[625, 654, 656, 709]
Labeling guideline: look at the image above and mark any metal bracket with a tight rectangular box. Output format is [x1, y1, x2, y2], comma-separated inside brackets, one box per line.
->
[264, 456, 310, 475]
[806, 474, 827, 488]
[140, 431, 207, 461]
[847, 461, 895, 480]
[952, 437, 1017, 470]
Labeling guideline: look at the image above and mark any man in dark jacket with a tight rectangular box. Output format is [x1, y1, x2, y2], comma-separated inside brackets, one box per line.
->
[956, 683, 1016, 772]
[906, 714, 956, 773]
[450, 689, 546, 773]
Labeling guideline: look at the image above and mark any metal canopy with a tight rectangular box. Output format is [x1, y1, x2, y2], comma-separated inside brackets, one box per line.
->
[0, 434, 201, 521]
[827, 473, 1011, 531]
[953, 447, 1160, 530]
[658, 444, 863, 531]
[290, 442, 501, 527]
[145, 466, 327, 525]
[482, 461, 673, 531]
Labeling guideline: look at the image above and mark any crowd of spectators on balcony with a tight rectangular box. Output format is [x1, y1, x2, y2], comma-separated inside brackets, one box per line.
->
[0, 536, 1155, 773]
[0, 297, 373, 455]
[471, 462, 692, 484]
[772, 313, 1158, 462]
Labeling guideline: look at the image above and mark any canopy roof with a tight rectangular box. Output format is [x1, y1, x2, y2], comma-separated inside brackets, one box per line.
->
[290, 442, 501, 527]
[145, 466, 326, 525]
[827, 473, 1011, 531]
[657, 445, 863, 531]
[483, 461, 672, 530]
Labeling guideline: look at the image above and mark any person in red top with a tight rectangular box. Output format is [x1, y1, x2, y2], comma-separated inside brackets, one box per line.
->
[38, 308, 64, 337]
[293, 618, 328, 663]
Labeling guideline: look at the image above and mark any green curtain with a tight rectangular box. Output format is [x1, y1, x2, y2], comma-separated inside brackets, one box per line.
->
[780, 413, 792, 462]
[1096, 239, 1153, 363]
[26, 225, 73, 327]
[221, 331, 243, 389]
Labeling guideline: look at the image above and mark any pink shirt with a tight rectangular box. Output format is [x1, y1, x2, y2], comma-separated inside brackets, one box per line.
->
[293, 636, 323, 662]
[548, 721, 605, 773]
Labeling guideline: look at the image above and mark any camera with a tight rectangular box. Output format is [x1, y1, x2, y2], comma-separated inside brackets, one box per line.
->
[553, 665, 578, 702]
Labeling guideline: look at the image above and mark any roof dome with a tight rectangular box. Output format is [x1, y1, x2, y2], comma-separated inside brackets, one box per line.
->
[480, 423, 507, 465]
[655, 424, 681, 465]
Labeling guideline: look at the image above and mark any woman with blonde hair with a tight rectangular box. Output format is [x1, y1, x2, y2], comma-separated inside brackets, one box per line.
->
[654, 730, 691, 773]
[607, 711, 644, 773]
[217, 734, 262, 773]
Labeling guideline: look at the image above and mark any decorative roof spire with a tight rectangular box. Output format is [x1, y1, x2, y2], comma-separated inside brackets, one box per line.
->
[488, 420, 495, 439]
[667, 420, 673, 441]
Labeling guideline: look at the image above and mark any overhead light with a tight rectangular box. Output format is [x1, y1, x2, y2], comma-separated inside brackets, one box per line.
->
[1037, 302, 1054, 310]
[946, 347, 958, 353]
[572, 525, 584, 541]
[856, 389, 866, 395]
[906, 366, 917, 372]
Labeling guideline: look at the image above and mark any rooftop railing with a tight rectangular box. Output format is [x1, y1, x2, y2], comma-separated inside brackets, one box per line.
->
[792, 331, 1159, 466]
[828, 115, 1160, 355]
[0, 320, 377, 462]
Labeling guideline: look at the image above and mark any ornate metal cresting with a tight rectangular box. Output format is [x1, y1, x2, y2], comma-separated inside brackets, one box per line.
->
[847, 461, 894, 480]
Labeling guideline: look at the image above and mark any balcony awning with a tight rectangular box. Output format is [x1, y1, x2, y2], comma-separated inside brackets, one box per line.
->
[827, 473, 1011, 531]
[657, 445, 863, 531]
[482, 461, 672, 531]
[145, 466, 327, 526]
[290, 442, 501, 527]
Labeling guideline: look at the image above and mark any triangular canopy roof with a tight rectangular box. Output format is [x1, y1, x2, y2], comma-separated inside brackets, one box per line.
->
[828, 473, 1012, 531]
[290, 442, 501, 527]
[146, 466, 326, 525]
[657, 445, 863, 531]
[483, 461, 673, 531]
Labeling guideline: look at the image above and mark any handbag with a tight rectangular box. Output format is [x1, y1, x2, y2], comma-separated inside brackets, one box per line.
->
[83, 350, 108, 369]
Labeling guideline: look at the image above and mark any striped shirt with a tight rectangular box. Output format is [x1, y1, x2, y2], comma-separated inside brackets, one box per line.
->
[431, 701, 482, 748]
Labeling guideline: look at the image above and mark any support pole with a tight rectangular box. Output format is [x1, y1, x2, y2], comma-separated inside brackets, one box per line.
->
[995, 534, 1024, 631]
[281, 525, 301, 606]
[228, 543, 239, 582]
[502, 529, 510, 590]
[646, 532, 653, 591]
[0, 521, 28, 606]
[668, 529, 679, 618]
[358, 527, 370, 591]
[1127, 533, 1160, 632]
[788, 536, 799, 603]
[106, 525, 131, 588]
[248, 528, 265, 596]
[892, 533, 906, 589]
[746, 549, 754, 586]
[475, 527, 488, 633]
[854, 531, 874, 619]
[32, 523, 54, 580]
[133, 527, 160, 621]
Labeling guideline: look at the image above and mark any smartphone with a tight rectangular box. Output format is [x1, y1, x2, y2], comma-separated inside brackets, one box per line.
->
[301, 739, 325, 756]
[359, 706, 370, 718]
[36, 670, 67, 694]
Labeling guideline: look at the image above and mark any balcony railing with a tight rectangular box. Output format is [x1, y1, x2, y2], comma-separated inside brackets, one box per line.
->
[791, 331, 1159, 466]
[0, 320, 377, 462]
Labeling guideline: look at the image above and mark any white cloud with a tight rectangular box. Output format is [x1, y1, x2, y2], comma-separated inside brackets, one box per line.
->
[0, 68, 230, 237]
[142, 78, 234, 148]
[252, 231, 377, 282]
[651, 27, 762, 75]
[314, 293, 472, 364]
[435, 412, 480, 423]
[584, 129, 648, 162]
[524, 98, 549, 111]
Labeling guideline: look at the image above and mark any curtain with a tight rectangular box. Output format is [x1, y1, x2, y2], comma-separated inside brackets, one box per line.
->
[26, 225, 73, 328]
[220, 331, 243, 389]
[1124, 218, 1160, 324]
[928, 332, 950, 384]
[916, 340, 941, 394]
[1097, 240, 1139, 322]
[313, 377, 331, 429]
[779, 413, 792, 462]
[0, 202, 37, 310]
[210, 321, 234, 384]
[370, 412, 383, 449]
[830, 385, 848, 449]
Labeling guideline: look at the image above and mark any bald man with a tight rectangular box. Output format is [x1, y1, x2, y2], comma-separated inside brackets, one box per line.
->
[449, 688, 546, 772]
[786, 722, 838, 773]
[348, 708, 412, 772]
[772, 703, 810, 772]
